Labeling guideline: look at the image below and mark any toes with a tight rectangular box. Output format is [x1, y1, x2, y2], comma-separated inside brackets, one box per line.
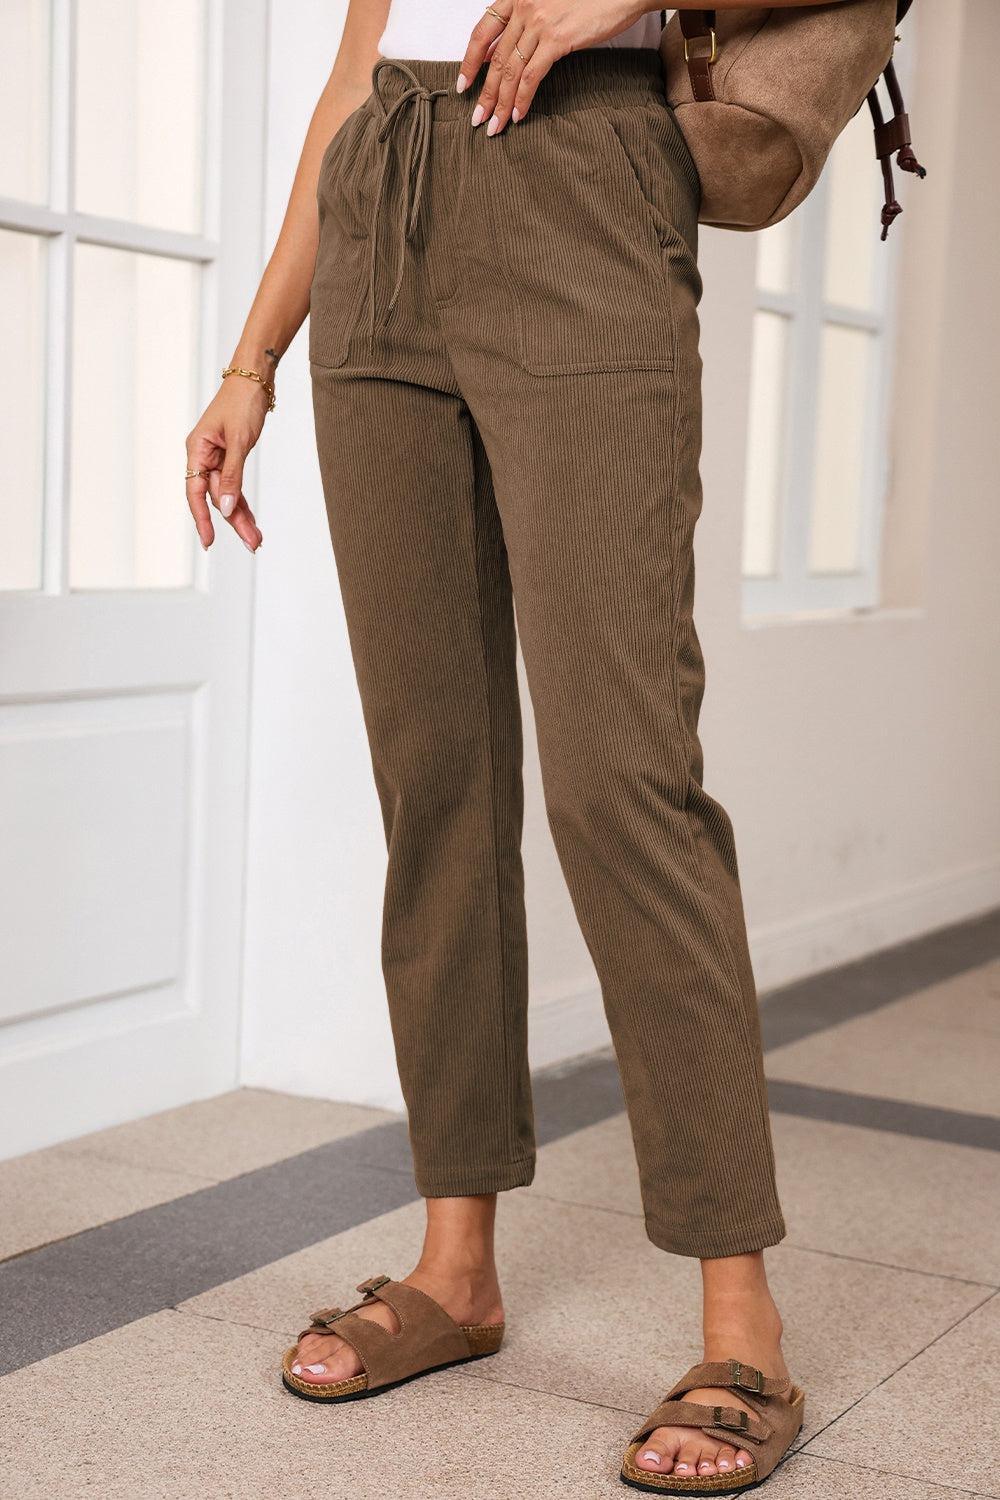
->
[735, 1448, 754, 1472]
[672, 1439, 703, 1479]
[633, 1436, 675, 1474]
[694, 1440, 721, 1478]
[715, 1443, 738, 1475]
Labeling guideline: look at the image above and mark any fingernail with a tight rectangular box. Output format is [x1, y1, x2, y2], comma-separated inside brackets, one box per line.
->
[305, 1364, 326, 1375]
[486, 114, 500, 136]
[201, 541, 209, 551]
[639, 1452, 661, 1467]
[220, 493, 236, 518]
[512, 107, 520, 122]
[471, 105, 484, 127]
[242, 537, 256, 554]
[291, 1363, 302, 1375]
[456, 73, 468, 93]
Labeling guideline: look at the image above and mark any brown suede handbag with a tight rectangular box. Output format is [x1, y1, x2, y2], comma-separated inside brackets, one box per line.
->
[659, 0, 925, 236]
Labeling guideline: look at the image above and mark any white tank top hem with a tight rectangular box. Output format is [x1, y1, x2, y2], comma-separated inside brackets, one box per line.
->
[379, 4, 670, 63]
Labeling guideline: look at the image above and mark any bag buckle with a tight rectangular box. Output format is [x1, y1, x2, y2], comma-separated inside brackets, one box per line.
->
[684, 29, 717, 65]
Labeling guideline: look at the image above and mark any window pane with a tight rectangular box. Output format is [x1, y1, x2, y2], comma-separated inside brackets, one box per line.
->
[75, 0, 206, 233]
[808, 324, 875, 575]
[0, 0, 50, 202]
[742, 311, 789, 578]
[0, 230, 46, 591]
[823, 106, 883, 310]
[70, 245, 199, 590]
[756, 218, 797, 297]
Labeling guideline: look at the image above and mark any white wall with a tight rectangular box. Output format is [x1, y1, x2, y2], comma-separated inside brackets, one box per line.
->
[240, 0, 1000, 1109]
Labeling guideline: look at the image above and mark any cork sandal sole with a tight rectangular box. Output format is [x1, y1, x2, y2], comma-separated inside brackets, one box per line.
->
[619, 1386, 804, 1496]
[281, 1322, 504, 1404]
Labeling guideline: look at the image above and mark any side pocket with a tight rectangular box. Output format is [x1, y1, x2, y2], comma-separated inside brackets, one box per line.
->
[308, 215, 365, 370]
[308, 106, 373, 370]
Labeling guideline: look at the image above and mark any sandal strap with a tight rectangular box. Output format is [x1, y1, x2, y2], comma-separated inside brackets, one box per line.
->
[631, 1399, 773, 1447]
[666, 1359, 791, 1400]
[296, 1276, 470, 1392]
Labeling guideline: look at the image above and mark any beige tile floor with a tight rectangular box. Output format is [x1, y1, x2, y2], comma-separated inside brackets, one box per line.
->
[2, 965, 998, 1499]
[0, 1088, 392, 1260]
[766, 959, 1000, 1116]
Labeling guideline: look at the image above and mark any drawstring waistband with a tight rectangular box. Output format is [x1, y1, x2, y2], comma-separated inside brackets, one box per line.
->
[366, 59, 448, 349]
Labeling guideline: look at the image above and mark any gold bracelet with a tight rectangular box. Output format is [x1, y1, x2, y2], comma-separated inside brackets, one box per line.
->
[221, 364, 276, 412]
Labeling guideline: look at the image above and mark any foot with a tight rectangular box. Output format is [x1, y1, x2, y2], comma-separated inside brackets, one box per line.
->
[632, 1297, 788, 1482]
[290, 1265, 504, 1387]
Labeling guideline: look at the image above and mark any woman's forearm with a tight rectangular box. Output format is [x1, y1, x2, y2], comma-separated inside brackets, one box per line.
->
[229, 0, 388, 377]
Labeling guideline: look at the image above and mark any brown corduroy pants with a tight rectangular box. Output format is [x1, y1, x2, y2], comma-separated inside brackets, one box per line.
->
[310, 51, 786, 1259]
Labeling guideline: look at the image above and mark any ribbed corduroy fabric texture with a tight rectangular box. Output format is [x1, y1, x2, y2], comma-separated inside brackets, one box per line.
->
[310, 51, 786, 1259]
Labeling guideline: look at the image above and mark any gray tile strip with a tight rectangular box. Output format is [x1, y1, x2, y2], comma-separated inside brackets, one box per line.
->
[1, 907, 997, 1377]
[758, 906, 1000, 1052]
[767, 1079, 1000, 1153]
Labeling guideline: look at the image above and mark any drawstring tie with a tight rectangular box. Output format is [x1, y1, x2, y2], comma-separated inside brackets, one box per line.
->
[367, 60, 448, 349]
[867, 55, 926, 241]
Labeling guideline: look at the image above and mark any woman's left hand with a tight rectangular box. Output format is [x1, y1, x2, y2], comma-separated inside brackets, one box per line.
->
[457, 0, 656, 134]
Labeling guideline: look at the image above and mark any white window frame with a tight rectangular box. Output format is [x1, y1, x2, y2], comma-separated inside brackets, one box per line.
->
[0, 0, 226, 597]
[741, 85, 908, 621]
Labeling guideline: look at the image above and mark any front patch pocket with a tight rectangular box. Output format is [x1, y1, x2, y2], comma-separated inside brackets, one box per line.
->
[308, 106, 375, 369]
[497, 114, 676, 376]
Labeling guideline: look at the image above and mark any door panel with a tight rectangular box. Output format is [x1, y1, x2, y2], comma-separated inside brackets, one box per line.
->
[0, 0, 268, 1158]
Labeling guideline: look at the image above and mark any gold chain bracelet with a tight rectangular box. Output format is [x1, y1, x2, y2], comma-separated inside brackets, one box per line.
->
[221, 364, 276, 412]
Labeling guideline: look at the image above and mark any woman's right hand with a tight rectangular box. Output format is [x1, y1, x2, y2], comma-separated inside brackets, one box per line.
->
[185, 374, 271, 552]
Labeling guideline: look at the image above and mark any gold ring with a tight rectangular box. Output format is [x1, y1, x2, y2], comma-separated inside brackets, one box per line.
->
[513, 43, 527, 61]
[485, 6, 506, 23]
[185, 468, 208, 480]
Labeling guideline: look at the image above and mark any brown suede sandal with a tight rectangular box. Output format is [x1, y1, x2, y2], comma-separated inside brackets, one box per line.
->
[620, 1360, 805, 1496]
[281, 1274, 505, 1403]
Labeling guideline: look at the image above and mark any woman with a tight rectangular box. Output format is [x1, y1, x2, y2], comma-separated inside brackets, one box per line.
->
[186, 1, 828, 1491]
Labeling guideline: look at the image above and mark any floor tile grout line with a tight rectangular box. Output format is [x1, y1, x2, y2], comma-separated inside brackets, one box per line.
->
[789, 1451, 992, 1498]
[455, 1363, 647, 1419]
[524, 1189, 1000, 1292]
[798, 1287, 999, 1459]
[168, 1305, 298, 1342]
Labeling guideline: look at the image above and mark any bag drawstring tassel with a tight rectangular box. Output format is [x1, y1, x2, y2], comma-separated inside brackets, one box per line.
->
[867, 56, 926, 241]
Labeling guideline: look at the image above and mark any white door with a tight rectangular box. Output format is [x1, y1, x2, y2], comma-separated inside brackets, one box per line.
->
[0, 0, 268, 1158]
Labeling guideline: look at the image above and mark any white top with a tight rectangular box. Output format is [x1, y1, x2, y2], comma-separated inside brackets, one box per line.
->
[379, 3, 668, 62]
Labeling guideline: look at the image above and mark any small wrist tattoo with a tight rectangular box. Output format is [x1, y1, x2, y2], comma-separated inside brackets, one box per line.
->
[265, 347, 280, 368]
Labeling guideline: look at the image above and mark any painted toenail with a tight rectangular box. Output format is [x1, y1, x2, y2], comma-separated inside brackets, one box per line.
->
[676, 1464, 690, 1473]
[699, 1462, 713, 1471]
[291, 1363, 302, 1375]
[736, 1458, 748, 1468]
[639, 1452, 661, 1466]
[305, 1364, 326, 1374]
[718, 1460, 731, 1470]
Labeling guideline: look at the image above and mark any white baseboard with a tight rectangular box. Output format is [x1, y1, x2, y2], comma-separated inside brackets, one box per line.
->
[748, 856, 1000, 993]
[527, 975, 609, 1072]
[527, 858, 1000, 1071]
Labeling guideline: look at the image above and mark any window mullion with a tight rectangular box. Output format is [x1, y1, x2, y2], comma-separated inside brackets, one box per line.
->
[42, 0, 76, 595]
[780, 183, 829, 599]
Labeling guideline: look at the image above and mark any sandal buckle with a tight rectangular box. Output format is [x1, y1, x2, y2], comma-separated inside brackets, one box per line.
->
[713, 1405, 749, 1433]
[729, 1359, 764, 1393]
[356, 1274, 391, 1295]
[309, 1306, 345, 1327]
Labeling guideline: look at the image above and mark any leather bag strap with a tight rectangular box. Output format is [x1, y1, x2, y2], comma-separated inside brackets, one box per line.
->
[679, 8, 718, 102]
